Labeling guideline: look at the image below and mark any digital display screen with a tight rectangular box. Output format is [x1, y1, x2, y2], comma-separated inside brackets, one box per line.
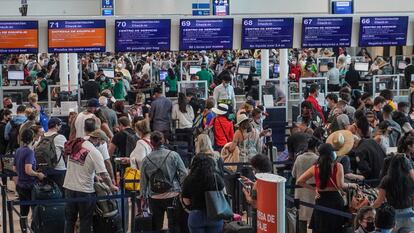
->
[354, 62, 369, 72]
[8, 71, 24, 81]
[237, 66, 251, 75]
[179, 19, 233, 51]
[332, 1, 353, 14]
[302, 17, 352, 48]
[159, 70, 168, 81]
[102, 69, 114, 78]
[48, 20, 106, 53]
[0, 21, 38, 53]
[189, 66, 201, 74]
[241, 18, 294, 49]
[359, 16, 409, 47]
[115, 19, 171, 52]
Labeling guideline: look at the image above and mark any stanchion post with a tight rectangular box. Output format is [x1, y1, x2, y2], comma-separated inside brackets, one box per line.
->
[267, 141, 274, 173]
[119, 168, 126, 233]
[6, 202, 13, 233]
[130, 191, 136, 232]
[1, 185, 7, 233]
[294, 198, 300, 233]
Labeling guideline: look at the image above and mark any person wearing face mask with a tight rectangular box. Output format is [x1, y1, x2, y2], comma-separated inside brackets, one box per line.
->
[297, 143, 357, 233]
[213, 71, 236, 113]
[34, 71, 48, 101]
[113, 72, 126, 100]
[251, 108, 271, 138]
[115, 62, 132, 83]
[354, 206, 376, 233]
[0, 109, 12, 156]
[231, 114, 261, 165]
[301, 61, 317, 78]
[289, 58, 301, 82]
[40, 118, 67, 189]
[96, 69, 112, 92]
[63, 129, 118, 233]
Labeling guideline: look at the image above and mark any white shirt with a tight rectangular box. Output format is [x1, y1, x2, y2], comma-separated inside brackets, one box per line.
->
[44, 131, 67, 170]
[172, 104, 194, 129]
[213, 83, 236, 111]
[129, 137, 153, 169]
[142, 63, 151, 76]
[84, 136, 110, 161]
[74, 112, 94, 138]
[63, 141, 107, 193]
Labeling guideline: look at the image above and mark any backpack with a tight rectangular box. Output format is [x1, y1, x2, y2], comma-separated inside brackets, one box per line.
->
[34, 134, 60, 168]
[7, 120, 22, 152]
[123, 130, 139, 157]
[147, 151, 173, 194]
[39, 107, 49, 132]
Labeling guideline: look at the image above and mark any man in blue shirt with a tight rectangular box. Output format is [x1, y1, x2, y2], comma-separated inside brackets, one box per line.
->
[150, 87, 172, 140]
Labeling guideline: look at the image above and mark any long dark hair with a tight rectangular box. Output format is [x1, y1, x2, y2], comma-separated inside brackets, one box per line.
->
[382, 154, 414, 207]
[167, 68, 175, 80]
[397, 134, 414, 154]
[189, 154, 216, 185]
[317, 143, 335, 189]
[178, 92, 188, 113]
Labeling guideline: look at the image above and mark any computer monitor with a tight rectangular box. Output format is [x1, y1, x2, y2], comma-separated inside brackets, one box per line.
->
[237, 66, 250, 75]
[274, 64, 280, 74]
[102, 69, 114, 78]
[189, 66, 201, 75]
[8, 71, 24, 81]
[159, 70, 168, 81]
[354, 62, 369, 72]
[398, 61, 407, 70]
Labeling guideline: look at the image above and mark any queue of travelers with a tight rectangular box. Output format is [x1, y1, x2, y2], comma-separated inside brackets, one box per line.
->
[0, 49, 414, 233]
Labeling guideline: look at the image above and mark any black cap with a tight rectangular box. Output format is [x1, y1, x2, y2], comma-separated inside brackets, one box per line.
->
[48, 117, 62, 129]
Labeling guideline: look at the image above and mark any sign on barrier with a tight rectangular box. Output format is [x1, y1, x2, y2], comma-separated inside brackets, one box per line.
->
[256, 173, 286, 233]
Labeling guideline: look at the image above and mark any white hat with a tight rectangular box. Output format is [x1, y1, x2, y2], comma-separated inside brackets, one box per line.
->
[212, 104, 229, 115]
[235, 114, 250, 127]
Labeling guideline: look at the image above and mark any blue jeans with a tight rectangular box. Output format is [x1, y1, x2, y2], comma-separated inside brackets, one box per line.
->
[64, 189, 96, 233]
[188, 210, 223, 233]
[395, 208, 414, 232]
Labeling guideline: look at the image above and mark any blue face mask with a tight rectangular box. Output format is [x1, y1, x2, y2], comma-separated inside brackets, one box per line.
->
[380, 230, 392, 233]
[332, 151, 337, 161]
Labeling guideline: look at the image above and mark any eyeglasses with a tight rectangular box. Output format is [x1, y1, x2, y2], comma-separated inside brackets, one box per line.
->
[363, 217, 375, 222]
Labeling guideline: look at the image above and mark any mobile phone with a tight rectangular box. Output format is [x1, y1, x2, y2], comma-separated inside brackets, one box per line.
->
[238, 178, 252, 191]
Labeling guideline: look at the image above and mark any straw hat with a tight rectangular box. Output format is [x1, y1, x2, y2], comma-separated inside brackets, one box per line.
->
[326, 130, 354, 157]
[235, 114, 250, 127]
[323, 49, 334, 57]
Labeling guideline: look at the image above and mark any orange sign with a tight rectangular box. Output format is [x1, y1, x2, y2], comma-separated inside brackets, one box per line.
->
[0, 21, 38, 53]
[256, 173, 286, 233]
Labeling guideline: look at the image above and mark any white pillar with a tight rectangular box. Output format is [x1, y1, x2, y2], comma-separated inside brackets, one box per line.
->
[260, 49, 270, 85]
[279, 49, 289, 95]
[68, 53, 79, 91]
[59, 53, 69, 92]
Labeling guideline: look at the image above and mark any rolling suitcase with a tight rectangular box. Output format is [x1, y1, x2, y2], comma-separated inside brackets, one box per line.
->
[134, 209, 153, 232]
[31, 203, 65, 233]
[223, 221, 254, 233]
[93, 213, 123, 233]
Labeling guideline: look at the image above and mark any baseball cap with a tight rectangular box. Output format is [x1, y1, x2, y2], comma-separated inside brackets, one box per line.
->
[48, 117, 62, 129]
[88, 129, 108, 143]
[87, 98, 100, 108]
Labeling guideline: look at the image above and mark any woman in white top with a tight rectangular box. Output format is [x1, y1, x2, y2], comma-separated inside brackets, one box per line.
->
[172, 92, 195, 152]
[125, 120, 153, 169]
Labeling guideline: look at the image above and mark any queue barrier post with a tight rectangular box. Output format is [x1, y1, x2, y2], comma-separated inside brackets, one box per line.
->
[6, 201, 13, 233]
[1, 184, 7, 233]
[294, 198, 300, 233]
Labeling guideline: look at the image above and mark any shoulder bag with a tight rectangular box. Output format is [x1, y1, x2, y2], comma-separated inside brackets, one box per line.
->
[205, 173, 233, 220]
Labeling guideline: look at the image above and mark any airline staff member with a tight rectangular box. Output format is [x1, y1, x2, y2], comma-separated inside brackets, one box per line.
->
[213, 70, 236, 113]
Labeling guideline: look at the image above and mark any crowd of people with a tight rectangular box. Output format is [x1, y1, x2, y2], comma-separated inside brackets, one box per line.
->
[0, 48, 413, 233]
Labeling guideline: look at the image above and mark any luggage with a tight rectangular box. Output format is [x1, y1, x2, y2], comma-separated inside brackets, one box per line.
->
[223, 221, 254, 233]
[32, 179, 62, 200]
[0, 153, 15, 174]
[34, 134, 59, 168]
[134, 209, 153, 232]
[93, 213, 123, 233]
[31, 203, 65, 233]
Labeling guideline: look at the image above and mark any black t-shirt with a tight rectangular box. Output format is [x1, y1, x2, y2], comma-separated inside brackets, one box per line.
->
[181, 173, 224, 210]
[0, 122, 8, 155]
[112, 128, 136, 157]
[83, 80, 100, 99]
[340, 156, 351, 175]
[379, 175, 414, 209]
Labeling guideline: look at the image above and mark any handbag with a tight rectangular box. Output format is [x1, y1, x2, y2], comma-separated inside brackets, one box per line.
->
[205, 174, 234, 220]
[1, 153, 15, 173]
[124, 166, 141, 191]
[329, 177, 348, 206]
[349, 184, 378, 213]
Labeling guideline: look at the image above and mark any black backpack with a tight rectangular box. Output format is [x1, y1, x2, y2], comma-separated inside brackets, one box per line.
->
[123, 130, 139, 157]
[147, 151, 173, 194]
[7, 120, 22, 152]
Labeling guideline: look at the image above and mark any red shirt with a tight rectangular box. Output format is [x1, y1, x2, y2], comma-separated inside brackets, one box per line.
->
[289, 64, 301, 82]
[306, 95, 326, 123]
[314, 163, 338, 189]
[210, 116, 234, 147]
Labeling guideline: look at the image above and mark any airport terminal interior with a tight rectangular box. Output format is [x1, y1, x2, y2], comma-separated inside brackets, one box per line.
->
[1, 0, 414, 233]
